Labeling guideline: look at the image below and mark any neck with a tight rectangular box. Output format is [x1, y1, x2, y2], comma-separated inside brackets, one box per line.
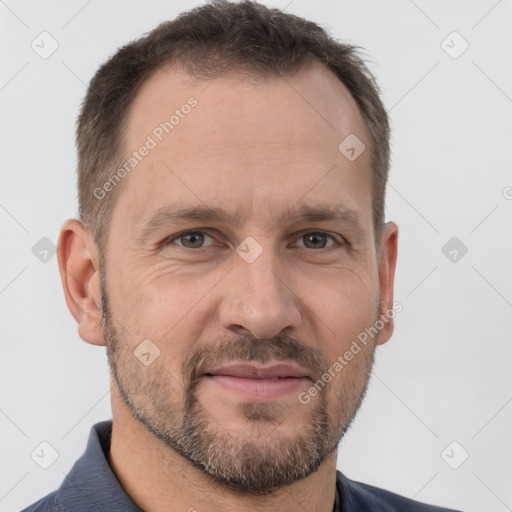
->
[107, 392, 339, 512]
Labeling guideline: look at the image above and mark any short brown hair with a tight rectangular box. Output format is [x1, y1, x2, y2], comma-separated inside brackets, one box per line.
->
[76, 0, 390, 262]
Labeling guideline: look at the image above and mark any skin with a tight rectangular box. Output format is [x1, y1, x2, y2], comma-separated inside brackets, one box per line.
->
[58, 61, 398, 512]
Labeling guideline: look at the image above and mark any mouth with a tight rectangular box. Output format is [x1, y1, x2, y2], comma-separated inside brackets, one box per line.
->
[202, 363, 311, 399]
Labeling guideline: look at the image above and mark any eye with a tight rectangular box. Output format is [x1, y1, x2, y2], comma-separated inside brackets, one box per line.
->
[163, 231, 216, 249]
[294, 231, 342, 250]
[161, 230, 345, 252]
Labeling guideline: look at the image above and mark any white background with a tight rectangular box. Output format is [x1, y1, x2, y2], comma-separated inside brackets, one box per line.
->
[1, 1, 511, 511]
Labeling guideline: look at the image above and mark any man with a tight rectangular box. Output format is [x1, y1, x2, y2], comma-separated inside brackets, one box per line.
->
[21, 1, 461, 511]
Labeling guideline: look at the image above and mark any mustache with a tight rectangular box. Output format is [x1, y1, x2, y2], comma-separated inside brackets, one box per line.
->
[182, 333, 329, 387]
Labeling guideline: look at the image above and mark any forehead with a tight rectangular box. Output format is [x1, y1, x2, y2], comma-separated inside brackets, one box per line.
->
[125, 61, 368, 152]
[113, 61, 373, 236]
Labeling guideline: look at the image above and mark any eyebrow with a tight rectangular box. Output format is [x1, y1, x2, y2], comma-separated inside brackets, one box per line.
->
[136, 202, 366, 244]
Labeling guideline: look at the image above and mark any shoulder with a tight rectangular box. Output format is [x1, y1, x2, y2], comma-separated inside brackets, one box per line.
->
[18, 491, 60, 512]
[338, 471, 463, 512]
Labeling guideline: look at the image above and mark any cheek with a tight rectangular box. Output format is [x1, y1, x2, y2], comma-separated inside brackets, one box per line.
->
[111, 262, 195, 324]
[111, 269, 217, 369]
[298, 270, 379, 357]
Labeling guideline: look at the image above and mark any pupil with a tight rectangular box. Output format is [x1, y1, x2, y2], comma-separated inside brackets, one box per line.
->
[305, 233, 326, 248]
[183, 232, 203, 248]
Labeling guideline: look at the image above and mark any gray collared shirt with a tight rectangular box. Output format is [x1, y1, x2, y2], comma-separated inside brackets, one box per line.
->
[20, 420, 461, 512]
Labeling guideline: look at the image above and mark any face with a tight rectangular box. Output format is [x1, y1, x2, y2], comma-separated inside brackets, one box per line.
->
[97, 62, 393, 494]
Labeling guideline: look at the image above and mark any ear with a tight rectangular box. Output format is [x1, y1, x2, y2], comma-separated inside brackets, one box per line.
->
[57, 219, 105, 346]
[376, 221, 399, 346]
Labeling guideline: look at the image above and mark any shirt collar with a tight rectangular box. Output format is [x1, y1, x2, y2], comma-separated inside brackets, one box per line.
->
[57, 420, 143, 512]
[58, 420, 345, 511]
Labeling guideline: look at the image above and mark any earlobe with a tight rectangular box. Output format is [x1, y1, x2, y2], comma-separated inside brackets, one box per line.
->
[57, 219, 106, 346]
[376, 221, 399, 346]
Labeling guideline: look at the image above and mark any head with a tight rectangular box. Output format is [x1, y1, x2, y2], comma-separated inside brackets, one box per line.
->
[58, 0, 398, 496]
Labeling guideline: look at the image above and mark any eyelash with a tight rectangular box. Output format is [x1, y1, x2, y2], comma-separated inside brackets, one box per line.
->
[161, 230, 347, 251]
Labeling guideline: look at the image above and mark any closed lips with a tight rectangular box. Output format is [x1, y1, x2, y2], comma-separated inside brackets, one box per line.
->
[204, 364, 310, 380]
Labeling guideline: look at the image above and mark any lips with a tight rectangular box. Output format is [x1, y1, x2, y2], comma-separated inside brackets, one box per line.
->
[204, 363, 310, 380]
[202, 363, 311, 399]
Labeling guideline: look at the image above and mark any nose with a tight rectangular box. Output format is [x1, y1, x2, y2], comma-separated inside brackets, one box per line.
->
[217, 247, 302, 340]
